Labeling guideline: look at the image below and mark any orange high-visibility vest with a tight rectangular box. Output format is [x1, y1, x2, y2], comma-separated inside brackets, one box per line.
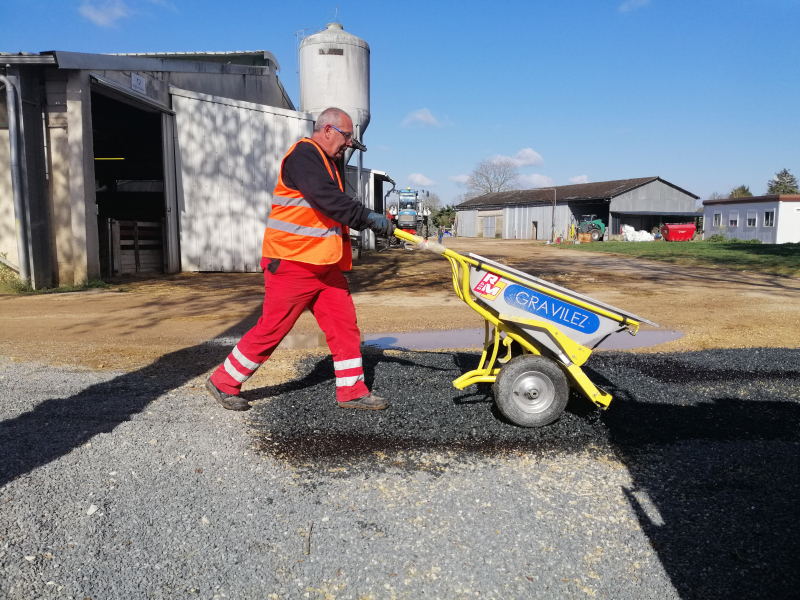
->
[262, 139, 352, 270]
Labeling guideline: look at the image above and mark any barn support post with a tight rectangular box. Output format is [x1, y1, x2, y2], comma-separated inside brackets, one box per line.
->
[161, 112, 181, 273]
[0, 73, 31, 283]
[66, 70, 100, 285]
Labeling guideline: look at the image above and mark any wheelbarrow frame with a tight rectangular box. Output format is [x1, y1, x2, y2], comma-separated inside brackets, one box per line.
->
[392, 229, 658, 412]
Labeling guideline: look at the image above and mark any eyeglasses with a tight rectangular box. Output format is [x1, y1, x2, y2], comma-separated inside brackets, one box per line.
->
[330, 125, 353, 142]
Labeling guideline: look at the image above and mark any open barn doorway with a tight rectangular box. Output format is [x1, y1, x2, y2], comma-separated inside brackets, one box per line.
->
[568, 203, 610, 239]
[91, 92, 166, 276]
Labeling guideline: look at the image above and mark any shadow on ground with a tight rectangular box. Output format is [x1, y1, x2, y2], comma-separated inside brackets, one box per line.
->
[246, 347, 800, 600]
[2, 321, 797, 600]
[0, 309, 261, 489]
[589, 352, 800, 600]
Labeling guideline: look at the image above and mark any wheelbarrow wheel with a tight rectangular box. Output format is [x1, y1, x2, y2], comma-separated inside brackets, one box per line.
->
[495, 355, 569, 427]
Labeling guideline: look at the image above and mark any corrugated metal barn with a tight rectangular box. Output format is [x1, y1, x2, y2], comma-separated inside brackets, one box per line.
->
[0, 50, 301, 287]
[455, 177, 699, 240]
[1, 49, 391, 287]
[171, 88, 314, 272]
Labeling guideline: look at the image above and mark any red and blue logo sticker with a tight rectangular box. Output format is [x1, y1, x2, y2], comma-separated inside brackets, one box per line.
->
[473, 273, 507, 300]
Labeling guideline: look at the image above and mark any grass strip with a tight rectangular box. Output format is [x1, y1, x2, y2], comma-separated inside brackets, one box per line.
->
[548, 240, 800, 277]
[0, 263, 110, 295]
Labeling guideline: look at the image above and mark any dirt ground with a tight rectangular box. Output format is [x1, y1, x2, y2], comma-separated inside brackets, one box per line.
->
[1, 237, 799, 376]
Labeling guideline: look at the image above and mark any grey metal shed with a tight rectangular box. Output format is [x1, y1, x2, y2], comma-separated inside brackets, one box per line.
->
[455, 177, 699, 240]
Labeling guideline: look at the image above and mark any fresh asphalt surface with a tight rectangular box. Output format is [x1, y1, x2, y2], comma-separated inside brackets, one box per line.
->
[1, 344, 798, 600]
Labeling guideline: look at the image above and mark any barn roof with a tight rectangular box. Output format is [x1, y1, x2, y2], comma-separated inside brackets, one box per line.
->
[702, 194, 800, 206]
[108, 50, 280, 70]
[0, 51, 271, 74]
[456, 176, 699, 210]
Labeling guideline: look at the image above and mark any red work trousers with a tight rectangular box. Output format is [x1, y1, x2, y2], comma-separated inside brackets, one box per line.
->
[210, 259, 369, 402]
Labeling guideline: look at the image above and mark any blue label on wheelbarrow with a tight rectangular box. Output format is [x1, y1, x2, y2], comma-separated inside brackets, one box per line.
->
[503, 284, 600, 334]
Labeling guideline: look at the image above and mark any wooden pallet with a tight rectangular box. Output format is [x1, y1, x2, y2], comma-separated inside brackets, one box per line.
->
[104, 219, 165, 275]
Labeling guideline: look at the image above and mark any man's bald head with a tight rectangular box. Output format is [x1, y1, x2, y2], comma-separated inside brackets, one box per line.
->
[314, 107, 351, 132]
[311, 107, 354, 160]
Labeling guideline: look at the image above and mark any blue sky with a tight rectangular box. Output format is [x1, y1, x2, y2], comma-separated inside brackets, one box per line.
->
[3, 0, 799, 203]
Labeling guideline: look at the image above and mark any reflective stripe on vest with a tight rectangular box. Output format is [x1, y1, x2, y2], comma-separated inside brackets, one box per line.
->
[262, 138, 352, 270]
[266, 217, 342, 238]
[270, 195, 314, 209]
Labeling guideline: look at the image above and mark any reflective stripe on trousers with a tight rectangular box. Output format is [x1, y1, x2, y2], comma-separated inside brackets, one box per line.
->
[210, 260, 368, 402]
[219, 346, 263, 384]
[334, 357, 364, 388]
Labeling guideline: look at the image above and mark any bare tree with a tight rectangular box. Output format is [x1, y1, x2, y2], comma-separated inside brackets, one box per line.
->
[424, 192, 442, 212]
[466, 157, 520, 196]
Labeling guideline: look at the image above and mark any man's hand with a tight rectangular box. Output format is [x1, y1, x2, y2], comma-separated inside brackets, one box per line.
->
[367, 212, 395, 237]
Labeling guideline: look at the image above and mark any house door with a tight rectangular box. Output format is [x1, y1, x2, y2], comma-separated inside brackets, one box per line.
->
[531, 221, 538, 240]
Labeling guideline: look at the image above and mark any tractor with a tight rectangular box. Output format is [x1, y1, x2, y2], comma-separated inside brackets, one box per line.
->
[578, 214, 606, 242]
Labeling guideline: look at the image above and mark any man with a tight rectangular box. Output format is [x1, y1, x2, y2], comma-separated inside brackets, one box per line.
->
[205, 107, 394, 412]
[436, 224, 445, 244]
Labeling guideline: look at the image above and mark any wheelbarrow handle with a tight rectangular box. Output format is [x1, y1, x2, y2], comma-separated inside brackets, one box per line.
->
[393, 229, 448, 255]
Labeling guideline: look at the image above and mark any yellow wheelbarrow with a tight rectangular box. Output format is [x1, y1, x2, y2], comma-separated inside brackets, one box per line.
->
[392, 229, 660, 427]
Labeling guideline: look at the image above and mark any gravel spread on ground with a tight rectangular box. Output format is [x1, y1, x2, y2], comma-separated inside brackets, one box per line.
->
[1, 347, 798, 599]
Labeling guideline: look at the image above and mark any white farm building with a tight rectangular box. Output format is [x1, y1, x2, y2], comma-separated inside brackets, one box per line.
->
[702, 195, 800, 244]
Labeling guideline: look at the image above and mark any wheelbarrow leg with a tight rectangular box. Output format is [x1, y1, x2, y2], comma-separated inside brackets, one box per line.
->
[564, 364, 613, 408]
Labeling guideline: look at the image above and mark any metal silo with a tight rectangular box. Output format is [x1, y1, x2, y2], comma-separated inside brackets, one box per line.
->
[299, 22, 370, 164]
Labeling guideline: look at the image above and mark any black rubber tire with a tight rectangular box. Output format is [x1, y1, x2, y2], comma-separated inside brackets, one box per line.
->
[591, 229, 601, 242]
[494, 355, 570, 427]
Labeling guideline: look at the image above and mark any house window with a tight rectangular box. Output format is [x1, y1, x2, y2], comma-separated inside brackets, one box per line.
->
[713, 212, 722, 227]
[747, 211, 757, 227]
[764, 210, 775, 227]
[728, 211, 738, 228]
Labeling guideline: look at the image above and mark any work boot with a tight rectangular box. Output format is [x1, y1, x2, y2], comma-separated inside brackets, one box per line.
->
[205, 377, 250, 412]
[337, 392, 389, 410]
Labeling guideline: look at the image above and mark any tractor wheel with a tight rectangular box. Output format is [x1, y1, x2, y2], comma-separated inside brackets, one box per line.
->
[591, 229, 601, 242]
[494, 355, 569, 427]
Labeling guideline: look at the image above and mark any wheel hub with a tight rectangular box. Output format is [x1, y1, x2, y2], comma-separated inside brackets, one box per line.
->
[511, 371, 555, 414]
